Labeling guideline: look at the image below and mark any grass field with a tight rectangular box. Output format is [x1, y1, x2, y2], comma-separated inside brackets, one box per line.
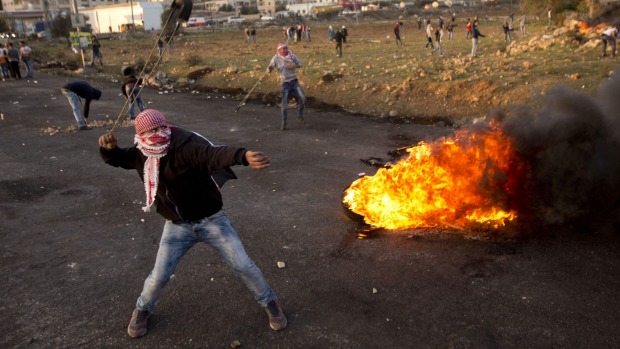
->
[36, 12, 619, 124]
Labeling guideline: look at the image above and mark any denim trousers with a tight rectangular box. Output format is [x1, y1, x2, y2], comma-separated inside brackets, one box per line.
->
[136, 210, 276, 312]
[22, 57, 33, 77]
[125, 84, 144, 119]
[280, 79, 305, 122]
[90, 50, 103, 66]
[0, 63, 8, 78]
[61, 89, 86, 127]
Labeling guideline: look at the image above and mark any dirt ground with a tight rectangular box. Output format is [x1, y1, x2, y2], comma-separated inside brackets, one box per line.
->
[1, 73, 619, 348]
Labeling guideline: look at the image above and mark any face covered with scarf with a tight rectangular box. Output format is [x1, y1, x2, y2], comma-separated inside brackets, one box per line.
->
[276, 43, 297, 69]
[133, 109, 172, 212]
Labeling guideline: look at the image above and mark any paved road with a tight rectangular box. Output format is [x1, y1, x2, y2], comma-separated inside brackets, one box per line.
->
[1, 73, 618, 348]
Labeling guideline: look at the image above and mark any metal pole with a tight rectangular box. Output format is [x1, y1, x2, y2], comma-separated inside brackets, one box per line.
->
[130, 0, 135, 28]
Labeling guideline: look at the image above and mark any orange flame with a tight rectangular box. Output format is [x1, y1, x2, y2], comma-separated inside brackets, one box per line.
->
[577, 21, 607, 35]
[343, 121, 522, 230]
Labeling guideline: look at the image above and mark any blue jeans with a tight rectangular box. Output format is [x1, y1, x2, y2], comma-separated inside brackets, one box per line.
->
[61, 89, 86, 127]
[0, 63, 8, 78]
[22, 57, 33, 77]
[90, 50, 103, 66]
[280, 79, 305, 122]
[136, 210, 276, 312]
[125, 84, 144, 119]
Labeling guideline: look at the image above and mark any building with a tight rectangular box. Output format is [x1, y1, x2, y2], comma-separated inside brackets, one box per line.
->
[80, 1, 164, 33]
[287, 0, 336, 16]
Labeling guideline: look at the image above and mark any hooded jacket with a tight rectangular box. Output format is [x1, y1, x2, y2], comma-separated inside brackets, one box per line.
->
[100, 127, 248, 222]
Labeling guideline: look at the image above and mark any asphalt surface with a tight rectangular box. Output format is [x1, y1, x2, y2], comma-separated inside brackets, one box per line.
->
[1, 73, 619, 349]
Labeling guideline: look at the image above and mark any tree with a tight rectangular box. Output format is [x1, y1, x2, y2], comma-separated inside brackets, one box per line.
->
[219, 4, 234, 12]
[50, 14, 73, 47]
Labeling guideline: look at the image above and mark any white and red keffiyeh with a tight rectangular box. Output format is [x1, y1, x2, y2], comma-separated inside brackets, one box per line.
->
[133, 110, 171, 212]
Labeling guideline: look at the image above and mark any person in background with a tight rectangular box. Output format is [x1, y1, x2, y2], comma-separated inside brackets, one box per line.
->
[328, 25, 334, 42]
[601, 26, 617, 57]
[250, 27, 257, 44]
[341, 25, 348, 44]
[425, 20, 434, 49]
[267, 43, 306, 131]
[89, 35, 103, 67]
[394, 22, 403, 46]
[520, 16, 527, 37]
[98, 109, 287, 338]
[60, 80, 102, 130]
[121, 71, 145, 121]
[157, 38, 164, 56]
[244, 27, 250, 45]
[502, 21, 512, 44]
[7, 43, 21, 79]
[0, 43, 9, 81]
[432, 27, 444, 56]
[19, 41, 33, 78]
[471, 18, 485, 58]
[335, 28, 344, 57]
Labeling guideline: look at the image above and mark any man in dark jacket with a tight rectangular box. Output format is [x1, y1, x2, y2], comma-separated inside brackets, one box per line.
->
[98, 109, 287, 338]
[61, 80, 102, 130]
[335, 29, 344, 57]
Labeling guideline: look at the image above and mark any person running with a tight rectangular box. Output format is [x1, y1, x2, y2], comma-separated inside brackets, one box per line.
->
[98, 109, 287, 338]
[267, 43, 306, 131]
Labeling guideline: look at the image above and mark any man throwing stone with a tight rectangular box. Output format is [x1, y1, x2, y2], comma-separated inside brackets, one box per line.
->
[98, 109, 287, 337]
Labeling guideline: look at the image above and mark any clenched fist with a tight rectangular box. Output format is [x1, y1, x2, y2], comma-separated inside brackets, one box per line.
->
[98, 133, 118, 150]
[245, 151, 270, 170]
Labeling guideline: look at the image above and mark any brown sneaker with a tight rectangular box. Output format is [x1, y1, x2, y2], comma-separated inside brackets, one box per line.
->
[265, 299, 287, 330]
[127, 308, 149, 338]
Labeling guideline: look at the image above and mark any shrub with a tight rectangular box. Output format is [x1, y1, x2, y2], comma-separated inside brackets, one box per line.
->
[183, 54, 203, 66]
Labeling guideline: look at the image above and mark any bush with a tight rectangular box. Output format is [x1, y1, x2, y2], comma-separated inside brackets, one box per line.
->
[183, 54, 203, 66]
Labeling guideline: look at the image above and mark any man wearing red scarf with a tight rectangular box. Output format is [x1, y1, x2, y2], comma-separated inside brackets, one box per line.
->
[98, 109, 286, 338]
[267, 43, 306, 130]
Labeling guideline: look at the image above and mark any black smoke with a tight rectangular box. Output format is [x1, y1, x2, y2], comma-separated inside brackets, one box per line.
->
[498, 70, 620, 232]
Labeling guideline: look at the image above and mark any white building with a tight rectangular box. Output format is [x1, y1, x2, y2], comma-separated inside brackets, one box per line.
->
[287, 1, 335, 16]
[80, 1, 164, 33]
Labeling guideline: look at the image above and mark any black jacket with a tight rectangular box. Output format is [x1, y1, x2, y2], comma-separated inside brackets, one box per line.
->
[62, 80, 102, 119]
[100, 127, 248, 222]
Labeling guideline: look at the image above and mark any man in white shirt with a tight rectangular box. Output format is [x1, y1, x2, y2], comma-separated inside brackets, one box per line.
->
[601, 27, 617, 57]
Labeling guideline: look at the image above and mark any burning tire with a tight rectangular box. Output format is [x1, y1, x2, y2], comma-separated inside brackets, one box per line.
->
[341, 186, 365, 223]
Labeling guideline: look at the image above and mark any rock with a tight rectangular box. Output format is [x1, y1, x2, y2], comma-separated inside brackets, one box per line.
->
[230, 340, 242, 348]
[389, 110, 398, 117]
[277, 261, 286, 268]
[320, 72, 343, 83]
[226, 66, 238, 75]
